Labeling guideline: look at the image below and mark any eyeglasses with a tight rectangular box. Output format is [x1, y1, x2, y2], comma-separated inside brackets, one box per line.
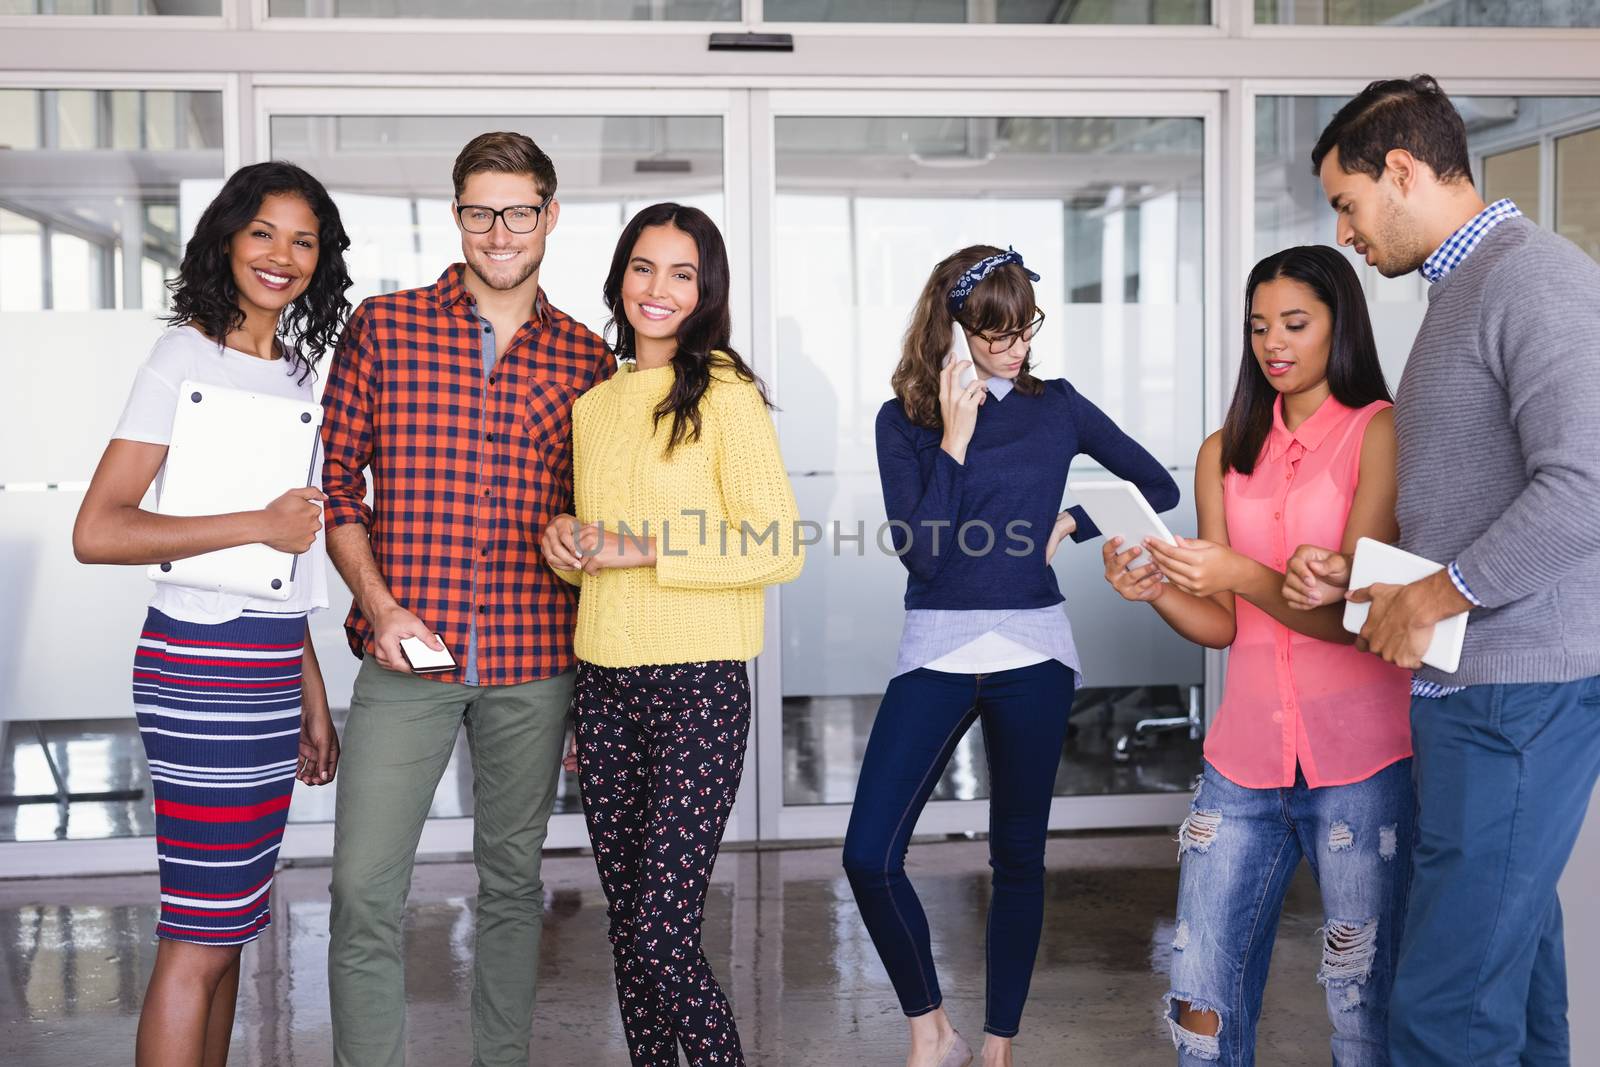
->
[965, 310, 1046, 351]
[455, 195, 553, 235]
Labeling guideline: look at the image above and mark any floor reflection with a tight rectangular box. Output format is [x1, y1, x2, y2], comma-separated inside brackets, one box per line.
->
[782, 685, 1204, 806]
[0, 835, 1338, 1066]
[0, 714, 584, 844]
[0, 720, 154, 842]
[3, 684, 1199, 844]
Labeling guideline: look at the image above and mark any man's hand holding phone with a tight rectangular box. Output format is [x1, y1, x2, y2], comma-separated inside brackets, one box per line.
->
[373, 604, 452, 673]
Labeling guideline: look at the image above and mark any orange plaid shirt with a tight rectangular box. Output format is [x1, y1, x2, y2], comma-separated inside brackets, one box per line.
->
[320, 265, 612, 684]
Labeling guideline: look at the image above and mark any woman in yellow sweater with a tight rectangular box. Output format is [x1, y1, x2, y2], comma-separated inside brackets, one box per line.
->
[541, 202, 802, 1067]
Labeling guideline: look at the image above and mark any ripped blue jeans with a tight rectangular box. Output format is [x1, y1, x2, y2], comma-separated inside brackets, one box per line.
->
[1166, 758, 1414, 1066]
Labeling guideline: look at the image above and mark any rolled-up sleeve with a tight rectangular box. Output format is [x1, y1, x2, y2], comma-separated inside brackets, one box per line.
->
[320, 303, 377, 533]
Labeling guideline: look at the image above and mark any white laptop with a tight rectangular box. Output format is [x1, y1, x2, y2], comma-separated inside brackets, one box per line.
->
[1067, 479, 1178, 569]
[1343, 537, 1469, 674]
[148, 380, 322, 600]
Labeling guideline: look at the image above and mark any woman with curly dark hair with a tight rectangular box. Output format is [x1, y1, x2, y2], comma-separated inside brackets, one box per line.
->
[72, 160, 352, 1067]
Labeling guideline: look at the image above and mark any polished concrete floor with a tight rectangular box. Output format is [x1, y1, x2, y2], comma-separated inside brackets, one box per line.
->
[0, 834, 1339, 1066]
[2, 685, 1201, 843]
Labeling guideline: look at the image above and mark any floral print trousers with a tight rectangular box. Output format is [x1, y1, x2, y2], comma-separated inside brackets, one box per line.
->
[574, 659, 750, 1067]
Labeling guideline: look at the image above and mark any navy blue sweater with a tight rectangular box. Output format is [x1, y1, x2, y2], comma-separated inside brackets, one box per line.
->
[876, 378, 1180, 611]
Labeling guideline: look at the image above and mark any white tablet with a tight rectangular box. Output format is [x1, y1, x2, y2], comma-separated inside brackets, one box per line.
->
[1343, 537, 1468, 674]
[1067, 479, 1178, 568]
[148, 380, 322, 601]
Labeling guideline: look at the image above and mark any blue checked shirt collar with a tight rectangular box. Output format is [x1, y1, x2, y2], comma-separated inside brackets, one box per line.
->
[1420, 199, 1522, 285]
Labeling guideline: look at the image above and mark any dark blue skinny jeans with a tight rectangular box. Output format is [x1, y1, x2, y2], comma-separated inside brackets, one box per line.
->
[842, 660, 1076, 1038]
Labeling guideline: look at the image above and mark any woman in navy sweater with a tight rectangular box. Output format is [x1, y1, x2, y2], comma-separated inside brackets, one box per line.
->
[842, 245, 1179, 1067]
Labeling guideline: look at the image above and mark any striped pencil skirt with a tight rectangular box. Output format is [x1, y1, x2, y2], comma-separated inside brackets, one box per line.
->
[133, 607, 307, 946]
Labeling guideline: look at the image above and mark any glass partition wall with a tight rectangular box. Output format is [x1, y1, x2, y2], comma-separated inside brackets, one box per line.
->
[762, 1, 1211, 23]
[762, 96, 1214, 840]
[0, 82, 229, 847]
[1254, 0, 1600, 27]
[1254, 93, 1600, 389]
[254, 92, 742, 850]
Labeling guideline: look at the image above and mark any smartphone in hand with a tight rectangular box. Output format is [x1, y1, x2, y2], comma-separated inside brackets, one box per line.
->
[399, 634, 456, 674]
[942, 323, 979, 388]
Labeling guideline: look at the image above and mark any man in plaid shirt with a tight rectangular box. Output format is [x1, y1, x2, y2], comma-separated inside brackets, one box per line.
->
[321, 131, 611, 1067]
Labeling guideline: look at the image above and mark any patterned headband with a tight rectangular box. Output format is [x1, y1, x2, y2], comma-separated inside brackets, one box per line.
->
[947, 247, 1041, 317]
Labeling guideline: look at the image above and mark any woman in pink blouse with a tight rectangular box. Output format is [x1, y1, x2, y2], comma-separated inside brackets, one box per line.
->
[1101, 245, 1413, 1067]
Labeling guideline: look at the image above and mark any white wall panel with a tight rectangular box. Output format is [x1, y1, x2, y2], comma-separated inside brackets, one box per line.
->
[0, 490, 150, 722]
[0, 310, 162, 484]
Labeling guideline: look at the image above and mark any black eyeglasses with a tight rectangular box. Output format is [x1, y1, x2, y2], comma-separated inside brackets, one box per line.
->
[455, 195, 553, 235]
[966, 310, 1046, 350]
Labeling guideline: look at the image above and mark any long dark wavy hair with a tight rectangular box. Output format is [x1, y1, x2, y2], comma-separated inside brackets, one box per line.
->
[891, 245, 1044, 430]
[1220, 245, 1391, 476]
[165, 161, 352, 382]
[602, 202, 769, 453]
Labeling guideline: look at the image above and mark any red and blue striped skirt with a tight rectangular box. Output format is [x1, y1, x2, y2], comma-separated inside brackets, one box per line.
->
[134, 607, 306, 946]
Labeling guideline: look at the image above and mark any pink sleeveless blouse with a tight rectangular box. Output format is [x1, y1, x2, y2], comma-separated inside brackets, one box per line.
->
[1205, 396, 1412, 789]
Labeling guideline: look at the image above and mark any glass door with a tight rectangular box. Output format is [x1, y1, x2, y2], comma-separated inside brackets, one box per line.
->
[255, 85, 753, 850]
[751, 89, 1222, 841]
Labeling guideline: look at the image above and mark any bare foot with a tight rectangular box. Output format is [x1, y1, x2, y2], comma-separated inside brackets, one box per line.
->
[980, 1034, 1013, 1067]
[906, 1007, 960, 1067]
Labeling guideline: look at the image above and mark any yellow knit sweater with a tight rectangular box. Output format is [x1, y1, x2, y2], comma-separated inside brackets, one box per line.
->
[556, 358, 804, 668]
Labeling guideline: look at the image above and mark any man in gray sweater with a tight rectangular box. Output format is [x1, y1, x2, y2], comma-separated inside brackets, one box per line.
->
[1312, 76, 1600, 1065]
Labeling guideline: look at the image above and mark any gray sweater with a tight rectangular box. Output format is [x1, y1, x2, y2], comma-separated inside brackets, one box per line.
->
[1396, 217, 1600, 687]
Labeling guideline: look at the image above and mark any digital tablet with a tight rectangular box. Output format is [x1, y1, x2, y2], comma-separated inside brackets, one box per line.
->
[1343, 537, 1468, 674]
[148, 380, 322, 600]
[1067, 479, 1178, 569]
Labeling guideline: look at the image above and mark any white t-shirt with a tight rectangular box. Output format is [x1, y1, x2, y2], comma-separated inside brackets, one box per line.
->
[112, 324, 330, 626]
